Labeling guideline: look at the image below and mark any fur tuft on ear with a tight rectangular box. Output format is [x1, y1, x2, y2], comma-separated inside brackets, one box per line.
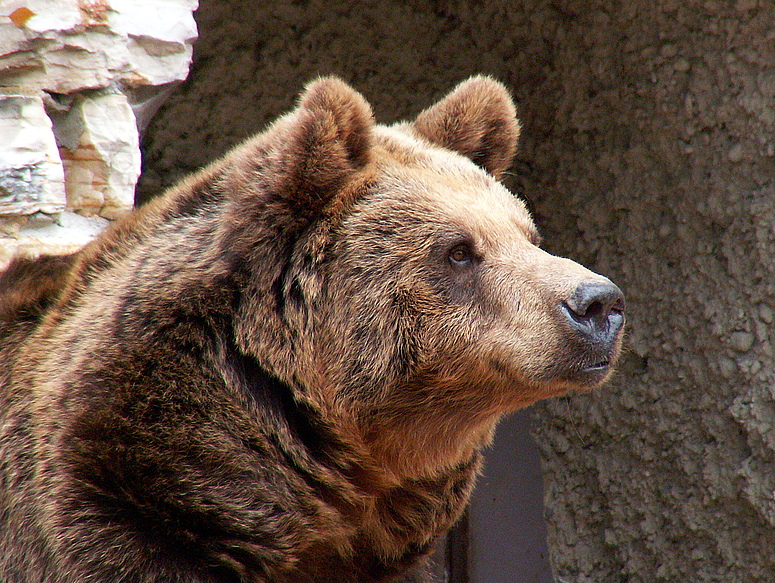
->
[270, 76, 374, 218]
[411, 76, 520, 178]
[298, 76, 373, 169]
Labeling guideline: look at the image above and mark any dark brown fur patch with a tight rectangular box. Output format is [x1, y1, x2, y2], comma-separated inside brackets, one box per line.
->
[0, 253, 76, 328]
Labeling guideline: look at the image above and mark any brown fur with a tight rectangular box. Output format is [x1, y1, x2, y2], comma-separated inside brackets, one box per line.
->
[0, 76, 624, 582]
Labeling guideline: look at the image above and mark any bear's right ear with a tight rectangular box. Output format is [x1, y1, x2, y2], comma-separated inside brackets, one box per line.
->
[267, 76, 374, 220]
[411, 76, 520, 179]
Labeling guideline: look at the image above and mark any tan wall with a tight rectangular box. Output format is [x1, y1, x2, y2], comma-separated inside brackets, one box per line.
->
[140, 1, 775, 581]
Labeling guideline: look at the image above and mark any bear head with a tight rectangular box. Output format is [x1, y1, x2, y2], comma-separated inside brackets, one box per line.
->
[214, 76, 624, 478]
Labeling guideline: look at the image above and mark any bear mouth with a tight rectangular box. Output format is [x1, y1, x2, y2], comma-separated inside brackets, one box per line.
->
[558, 359, 613, 388]
[582, 360, 610, 373]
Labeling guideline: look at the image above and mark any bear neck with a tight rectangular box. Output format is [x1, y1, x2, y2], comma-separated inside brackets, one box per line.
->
[358, 403, 501, 482]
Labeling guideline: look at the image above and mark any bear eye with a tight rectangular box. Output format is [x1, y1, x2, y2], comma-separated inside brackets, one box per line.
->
[448, 243, 474, 267]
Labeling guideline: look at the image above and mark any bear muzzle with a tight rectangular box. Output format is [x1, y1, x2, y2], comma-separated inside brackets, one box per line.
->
[560, 279, 625, 377]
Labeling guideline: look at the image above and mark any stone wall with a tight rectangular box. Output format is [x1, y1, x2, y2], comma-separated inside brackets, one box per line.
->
[139, 1, 775, 581]
[0, 0, 197, 268]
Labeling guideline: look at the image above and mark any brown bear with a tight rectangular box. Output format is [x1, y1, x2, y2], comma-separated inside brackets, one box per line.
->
[0, 76, 624, 583]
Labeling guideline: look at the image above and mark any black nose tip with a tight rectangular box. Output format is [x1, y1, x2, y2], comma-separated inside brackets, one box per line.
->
[563, 280, 625, 342]
[566, 281, 625, 322]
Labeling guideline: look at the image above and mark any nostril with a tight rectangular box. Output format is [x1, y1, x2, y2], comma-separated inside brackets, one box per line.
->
[584, 300, 605, 320]
[565, 280, 625, 323]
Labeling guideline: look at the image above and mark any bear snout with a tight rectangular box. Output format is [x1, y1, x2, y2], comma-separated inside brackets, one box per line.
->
[561, 279, 625, 356]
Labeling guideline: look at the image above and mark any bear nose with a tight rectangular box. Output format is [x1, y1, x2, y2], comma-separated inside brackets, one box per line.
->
[562, 280, 625, 344]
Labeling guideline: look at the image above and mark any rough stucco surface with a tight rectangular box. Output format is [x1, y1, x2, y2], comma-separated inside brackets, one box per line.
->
[139, 1, 775, 581]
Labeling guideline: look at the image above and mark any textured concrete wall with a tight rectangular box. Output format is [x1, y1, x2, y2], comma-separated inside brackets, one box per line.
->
[528, 3, 775, 582]
[139, 1, 775, 581]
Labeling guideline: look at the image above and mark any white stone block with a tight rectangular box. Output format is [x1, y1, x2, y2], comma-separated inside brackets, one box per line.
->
[0, 0, 198, 94]
[0, 0, 197, 267]
[0, 211, 109, 270]
[0, 89, 66, 216]
[56, 92, 141, 219]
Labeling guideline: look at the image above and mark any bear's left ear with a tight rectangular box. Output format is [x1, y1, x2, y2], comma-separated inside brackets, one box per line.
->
[268, 76, 374, 219]
[411, 76, 520, 179]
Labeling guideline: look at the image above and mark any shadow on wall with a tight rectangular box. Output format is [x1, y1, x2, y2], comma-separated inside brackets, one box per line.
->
[468, 409, 554, 583]
[136, 0, 562, 207]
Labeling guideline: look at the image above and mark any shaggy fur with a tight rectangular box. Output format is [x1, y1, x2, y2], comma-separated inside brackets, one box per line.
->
[0, 76, 624, 582]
